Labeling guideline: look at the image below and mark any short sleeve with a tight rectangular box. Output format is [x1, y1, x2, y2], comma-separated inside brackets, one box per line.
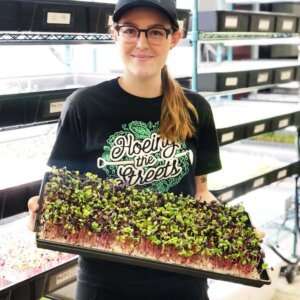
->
[47, 91, 86, 172]
[194, 98, 222, 176]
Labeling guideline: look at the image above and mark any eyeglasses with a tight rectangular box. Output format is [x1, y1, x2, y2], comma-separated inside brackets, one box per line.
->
[115, 24, 173, 44]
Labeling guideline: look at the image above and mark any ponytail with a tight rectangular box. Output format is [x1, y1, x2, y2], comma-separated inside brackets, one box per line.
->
[160, 65, 198, 143]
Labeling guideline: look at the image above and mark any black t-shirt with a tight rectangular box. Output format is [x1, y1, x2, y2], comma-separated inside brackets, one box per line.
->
[48, 77, 221, 283]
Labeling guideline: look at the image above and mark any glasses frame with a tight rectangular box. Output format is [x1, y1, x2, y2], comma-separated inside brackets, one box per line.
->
[114, 24, 174, 43]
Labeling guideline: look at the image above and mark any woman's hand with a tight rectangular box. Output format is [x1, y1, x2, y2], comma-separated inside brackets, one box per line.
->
[254, 228, 266, 241]
[27, 195, 40, 231]
[195, 190, 218, 203]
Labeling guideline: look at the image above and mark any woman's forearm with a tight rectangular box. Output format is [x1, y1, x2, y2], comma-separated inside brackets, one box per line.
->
[195, 175, 218, 202]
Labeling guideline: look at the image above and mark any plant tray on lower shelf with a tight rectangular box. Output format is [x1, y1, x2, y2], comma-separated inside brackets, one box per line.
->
[35, 168, 271, 288]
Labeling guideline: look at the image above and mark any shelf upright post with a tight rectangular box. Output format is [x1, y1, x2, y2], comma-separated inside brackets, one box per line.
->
[293, 176, 299, 257]
[65, 45, 72, 73]
[226, 2, 233, 100]
[192, 0, 199, 92]
[297, 121, 300, 237]
[293, 45, 300, 257]
[298, 44, 300, 99]
[216, 0, 223, 64]
[251, 3, 260, 60]
[249, 3, 261, 101]
[93, 47, 98, 73]
[226, 2, 233, 62]
[216, 1, 226, 64]
[216, 45, 222, 63]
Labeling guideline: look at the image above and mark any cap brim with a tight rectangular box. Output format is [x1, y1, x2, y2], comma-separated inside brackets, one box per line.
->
[113, 2, 179, 29]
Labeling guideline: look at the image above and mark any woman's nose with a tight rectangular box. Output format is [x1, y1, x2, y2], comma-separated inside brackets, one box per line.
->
[135, 32, 150, 48]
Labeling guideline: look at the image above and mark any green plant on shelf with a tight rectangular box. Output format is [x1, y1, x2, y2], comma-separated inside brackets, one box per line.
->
[251, 132, 295, 144]
[198, 32, 297, 40]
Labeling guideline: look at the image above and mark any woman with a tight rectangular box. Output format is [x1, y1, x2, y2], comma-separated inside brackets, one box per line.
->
[28, 0, 221, 299]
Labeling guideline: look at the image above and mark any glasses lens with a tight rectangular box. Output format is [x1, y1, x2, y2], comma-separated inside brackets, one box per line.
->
[119, 26, 138, 41]
[148, 28, 167, 43]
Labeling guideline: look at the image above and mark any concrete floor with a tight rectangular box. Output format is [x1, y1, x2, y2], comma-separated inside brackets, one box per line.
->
[272, 275, 300, 300]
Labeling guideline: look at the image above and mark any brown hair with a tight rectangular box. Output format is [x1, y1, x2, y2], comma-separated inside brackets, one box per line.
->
[160, 65, 199, 143]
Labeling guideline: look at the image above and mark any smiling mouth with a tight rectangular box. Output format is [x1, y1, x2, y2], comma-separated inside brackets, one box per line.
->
[131, 55, 154, 60]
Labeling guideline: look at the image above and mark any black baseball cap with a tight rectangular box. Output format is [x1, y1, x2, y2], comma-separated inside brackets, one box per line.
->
[113, 0, 179, 29]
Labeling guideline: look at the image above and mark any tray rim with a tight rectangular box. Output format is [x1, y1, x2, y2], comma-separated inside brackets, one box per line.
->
[35, 171, 271, 288]
[36, 238, 271, 288]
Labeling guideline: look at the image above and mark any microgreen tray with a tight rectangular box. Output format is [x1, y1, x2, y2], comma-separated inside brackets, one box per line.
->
[35, 171, 271, 288]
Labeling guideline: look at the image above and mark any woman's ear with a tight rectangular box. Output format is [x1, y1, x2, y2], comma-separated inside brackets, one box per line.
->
[170, 30, 182, 49]
[110, 25, 118, 42]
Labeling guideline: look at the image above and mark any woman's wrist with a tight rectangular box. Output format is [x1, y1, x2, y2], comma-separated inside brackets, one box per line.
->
[195, 190, 218, 203]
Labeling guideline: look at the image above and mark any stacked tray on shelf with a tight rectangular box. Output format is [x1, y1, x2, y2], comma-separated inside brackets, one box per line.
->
[0, 73, 109, 127]
[208, 99, 300, 202]
[197, 59, 299, 92]
[0, 213, 77, 299]
[0, 123, 56, 191]
[192, 10, 300, 33]
[35, 167, 271, 287]
[0, 0, 114, 33]
[296, 66, 300, 81]
[0, 72, 192, 97]
[275, 12, 298, 33]
[0, 100, 299, 201]
[0, 71, 191, 128]
[2, 62, 298, 127]
[211, 99, 300, 145]
[209, 140, 299, 202]
[0, 0, 190, 37]
[0, 123, 57, 217]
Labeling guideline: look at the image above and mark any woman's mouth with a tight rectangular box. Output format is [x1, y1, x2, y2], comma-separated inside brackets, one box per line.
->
[131, 55, 154, 61]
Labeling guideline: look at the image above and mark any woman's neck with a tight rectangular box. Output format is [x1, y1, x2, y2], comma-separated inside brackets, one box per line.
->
[118, 73, 162, 98]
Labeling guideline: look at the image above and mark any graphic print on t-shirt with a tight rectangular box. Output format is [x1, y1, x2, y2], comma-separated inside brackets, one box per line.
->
[97, 121, 193, 192]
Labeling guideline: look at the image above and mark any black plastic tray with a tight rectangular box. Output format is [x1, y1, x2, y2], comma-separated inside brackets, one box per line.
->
[36, 239, 270, 288]
[273, 67, 296, 84]
[193, 11, 249, 32]
[0, 89, 72, 128]
[0, 259, 77, 299]
[197, 71, 248, 92]
[0, 74, 192, 128]
[0, 212, 77, 299]
[296, 66, 300, 81]
[35, 172, 271, 288]
[0, 0, 190, 36]
[213, 101, 300, 146]
[248, 69, 273, 87]
[212, 161, 299, 203]
[275, 14, 298, 33]
[249, 13, 276, 33]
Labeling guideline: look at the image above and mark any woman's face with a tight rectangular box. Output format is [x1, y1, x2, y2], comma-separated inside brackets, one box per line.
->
[113, 7, 181, 80]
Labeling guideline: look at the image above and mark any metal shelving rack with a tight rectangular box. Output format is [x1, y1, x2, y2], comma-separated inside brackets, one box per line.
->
[0, 1, 117, 299]
[1, 1, 300, 297]
[0, 1, 191, 298]
[191, 0, 300, 283]
[198, 32, 300, 46]
[0, 32, 113, 45]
